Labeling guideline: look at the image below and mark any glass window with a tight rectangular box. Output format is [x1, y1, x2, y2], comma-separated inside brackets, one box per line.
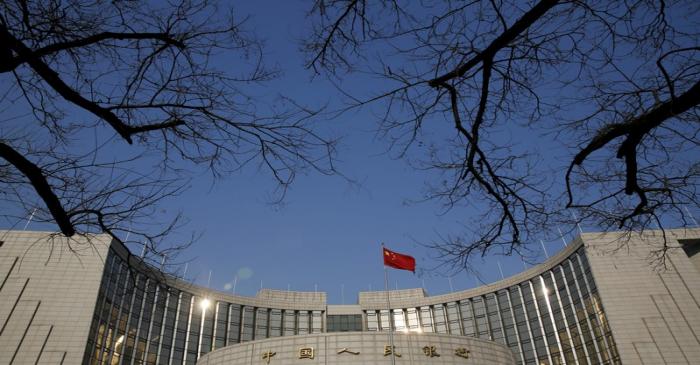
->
[213, 302, 228, 349]
[199, 299, 215, 356]
[446, 302, 461, 334]
[255, 308, 268, 340]
[486, 294, 504, 343]
[433, 305, 448, 334]
[269, 309, 282, 337]
[283, 310, 296, 335]
[366, 311, 379, 331]
[379, 310, 391, 331]
[227, 304, 241, 345]
[311, 311, 323, 333]
[298, 311, 309, 334]
[459, 300, 475, 336]
[327, 315, 363, 332]
[472, 297, 489, 339]
[171, 292, 190, 364]
[185, 298, 202, 364]
[419, 306, 434, 332]
[147, 286, 166, 362]
[406, 308, 420, 332]
[159, 289, 178, 363]
[392, 309, 406, 331]
[240, 306, 254, 342]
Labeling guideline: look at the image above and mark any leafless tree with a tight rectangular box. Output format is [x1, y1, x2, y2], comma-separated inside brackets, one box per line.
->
[305, 0, 699, 269]
[0, 0, 337, 267]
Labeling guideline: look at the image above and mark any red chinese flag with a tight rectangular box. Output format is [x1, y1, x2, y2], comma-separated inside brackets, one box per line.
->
[383, 247, 416, 272]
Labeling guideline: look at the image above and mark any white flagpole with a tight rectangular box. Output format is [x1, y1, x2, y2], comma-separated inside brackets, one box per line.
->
[382, 243, 396, 365]
[232, 275, 238, 295]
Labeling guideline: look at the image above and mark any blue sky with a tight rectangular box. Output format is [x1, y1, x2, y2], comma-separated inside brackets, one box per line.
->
[140, 0, 571, 303]
[5, 0, 696, 304]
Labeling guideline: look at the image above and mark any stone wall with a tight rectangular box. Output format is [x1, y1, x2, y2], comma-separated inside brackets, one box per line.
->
[198, 332, 516, 365]
[583, 228, 700, 365]
[0, 230, 111, 364]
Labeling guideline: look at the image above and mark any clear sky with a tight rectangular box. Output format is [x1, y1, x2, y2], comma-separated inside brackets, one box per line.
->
[5, 0, 696, 304]
[131, 0, 571, 303]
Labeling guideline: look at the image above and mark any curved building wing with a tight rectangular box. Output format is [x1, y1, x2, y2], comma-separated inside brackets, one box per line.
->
[1, 229, 699, 365]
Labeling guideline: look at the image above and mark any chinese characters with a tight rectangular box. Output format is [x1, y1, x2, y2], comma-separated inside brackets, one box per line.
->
[299, 347, 315, 359]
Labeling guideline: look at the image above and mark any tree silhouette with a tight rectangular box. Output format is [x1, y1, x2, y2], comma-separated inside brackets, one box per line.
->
[305, 0, 699, 267]
[0, 0, 337, 265]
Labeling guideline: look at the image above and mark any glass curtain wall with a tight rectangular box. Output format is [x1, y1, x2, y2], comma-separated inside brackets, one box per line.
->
[85, 244, 617, 365]
[84, 250, 324, 365]
[363, 248, 620, 365]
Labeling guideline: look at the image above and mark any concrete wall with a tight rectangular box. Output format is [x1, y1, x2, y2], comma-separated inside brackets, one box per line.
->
[0, 230, 111, 364]
[583, 228, 700, 365]
[198, 332, 516, 365]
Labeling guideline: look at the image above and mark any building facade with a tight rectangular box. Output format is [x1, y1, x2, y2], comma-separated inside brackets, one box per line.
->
[0, 228, 699, 364]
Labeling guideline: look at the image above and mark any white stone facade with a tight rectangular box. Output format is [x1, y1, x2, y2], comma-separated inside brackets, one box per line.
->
[198, 332, 516, 365]
[0, 230, 111, 364]
[582, 229, 700, 365]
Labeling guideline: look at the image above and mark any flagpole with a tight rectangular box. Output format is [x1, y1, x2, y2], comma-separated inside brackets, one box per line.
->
[382, 243, 396, 365]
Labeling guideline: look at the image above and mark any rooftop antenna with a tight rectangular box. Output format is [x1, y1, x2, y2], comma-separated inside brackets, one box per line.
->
[497, 261, 505, 280]
[207, 270, 212, 289]
[314, 283, 318, 292]
[394, 280, 398, 290]
[540, 239, 550, 259]
[123, 223, 133, 243]
[448, 277, 454, 292]
[22, 208, 37, 230]
[557, 227, 568, 247]
[571, 211, 584, 234]
[684, 206, 699, 227]
[232, 275, 238, 295]
[182, 263, 189, 279]
[140, 240, 148, 258]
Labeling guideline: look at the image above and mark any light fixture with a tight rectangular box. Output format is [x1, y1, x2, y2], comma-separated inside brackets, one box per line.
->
[200, 298, 211, 310]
